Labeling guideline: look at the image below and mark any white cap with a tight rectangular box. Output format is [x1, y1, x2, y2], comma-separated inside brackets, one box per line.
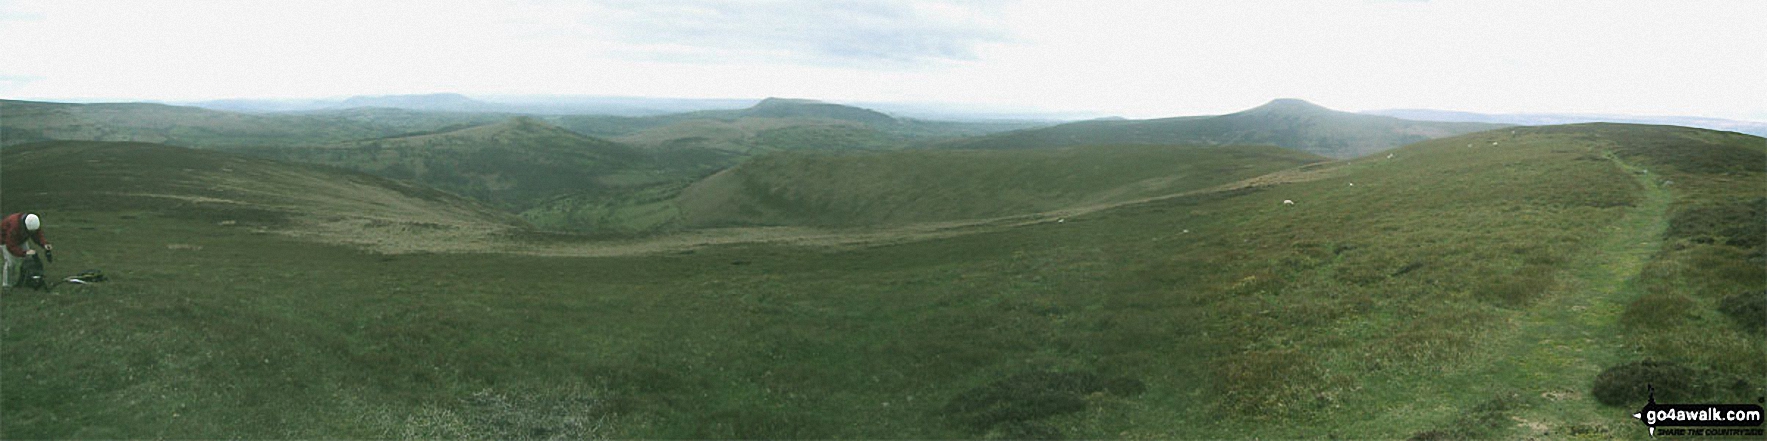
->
[23, 214, 39, 231]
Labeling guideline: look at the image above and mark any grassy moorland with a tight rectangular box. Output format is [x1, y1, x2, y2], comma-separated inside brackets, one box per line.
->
[674, 144, 1325, 228]
[0, 124, 1761, 439]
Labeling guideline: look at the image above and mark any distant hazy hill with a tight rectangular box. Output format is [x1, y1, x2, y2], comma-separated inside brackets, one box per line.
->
[0, 99, 506, 147]
[335, 93, 503, 113]
[184, 94, 758, 116]
[736, 97, 898, 125]
[227, 117, 677, 212]
[2, 98, 1039, 154]
[946, 99, 1507, 158]
[0, 140, 524, 250]
[674, 144, 1326, 228]
[1363, 108, 1767, 137]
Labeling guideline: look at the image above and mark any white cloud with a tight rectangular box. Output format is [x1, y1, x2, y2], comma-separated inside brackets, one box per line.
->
[1, 0, 1762, 120]
[576, 0, 1010, 66]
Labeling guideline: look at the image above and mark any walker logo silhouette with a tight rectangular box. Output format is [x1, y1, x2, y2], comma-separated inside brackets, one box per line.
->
[1630, 385, 1764, 437]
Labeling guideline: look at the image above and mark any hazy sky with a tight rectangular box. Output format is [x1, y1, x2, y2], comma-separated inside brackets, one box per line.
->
[2, 0, 1763, 120]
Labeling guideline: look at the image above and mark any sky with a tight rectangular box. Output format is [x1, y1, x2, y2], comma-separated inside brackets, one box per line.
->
[1, 0, 1763, 120]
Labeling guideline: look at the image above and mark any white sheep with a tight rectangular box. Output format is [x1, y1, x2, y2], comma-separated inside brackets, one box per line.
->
[1386, 153, 1395, 159]
[1283, 199, 1295, 206]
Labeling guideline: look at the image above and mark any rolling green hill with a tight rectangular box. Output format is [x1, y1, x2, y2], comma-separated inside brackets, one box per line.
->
[224, 117, 717, 213]
[1, 124, 1761, 439]
[947, 98, 1508, 158]
[675, 144, 1327, 227]
[0, 99, 510, 148]
[549, 98, 1048, 154]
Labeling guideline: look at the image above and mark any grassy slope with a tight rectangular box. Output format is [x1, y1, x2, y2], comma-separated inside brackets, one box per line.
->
[1, 125, 1761, 439]
[949, 99, 1507, 159]
[676, 144, 1327, 228]
[0, 141, 525, 252]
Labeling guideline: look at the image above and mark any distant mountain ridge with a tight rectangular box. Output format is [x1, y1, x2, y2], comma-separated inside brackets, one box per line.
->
[1362, 108, 1767, 137]
[182, 94, 758, 116]
[738, 98, 899, 125]
[335, 93, 498, 113]
[550, 97, 1044, 154]
[945, 99, 1509, 158]
[0, 99, 507, 147]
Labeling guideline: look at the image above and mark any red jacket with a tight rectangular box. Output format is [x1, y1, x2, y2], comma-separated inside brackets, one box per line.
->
[2, 213, 49, 257]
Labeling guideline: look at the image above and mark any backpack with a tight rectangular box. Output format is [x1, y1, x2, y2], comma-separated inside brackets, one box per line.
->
[17, 254, 47, 291]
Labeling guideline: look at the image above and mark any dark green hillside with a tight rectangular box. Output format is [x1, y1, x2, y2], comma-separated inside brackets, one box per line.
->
[949, 98, 1507, 158]
[611, 116, 901, 153]
[2, 124, 1760, 439]
[0, 100, 507, 148]
[676, 144, 1327, 227]
[227, 117, 684, 213]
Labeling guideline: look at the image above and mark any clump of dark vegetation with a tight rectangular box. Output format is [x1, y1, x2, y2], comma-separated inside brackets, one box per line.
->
[1407, 392, 1528, 440]
[1666, 198, 1767, 248]
[941, 371, 1145, 437]
[1477, 265, 1556, 308]
[1592, 360, 1711, 406]
[1719, 290, 1766, 333]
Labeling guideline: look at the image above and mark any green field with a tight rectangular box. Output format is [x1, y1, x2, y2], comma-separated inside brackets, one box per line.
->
[1, 124, 1762, 438]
